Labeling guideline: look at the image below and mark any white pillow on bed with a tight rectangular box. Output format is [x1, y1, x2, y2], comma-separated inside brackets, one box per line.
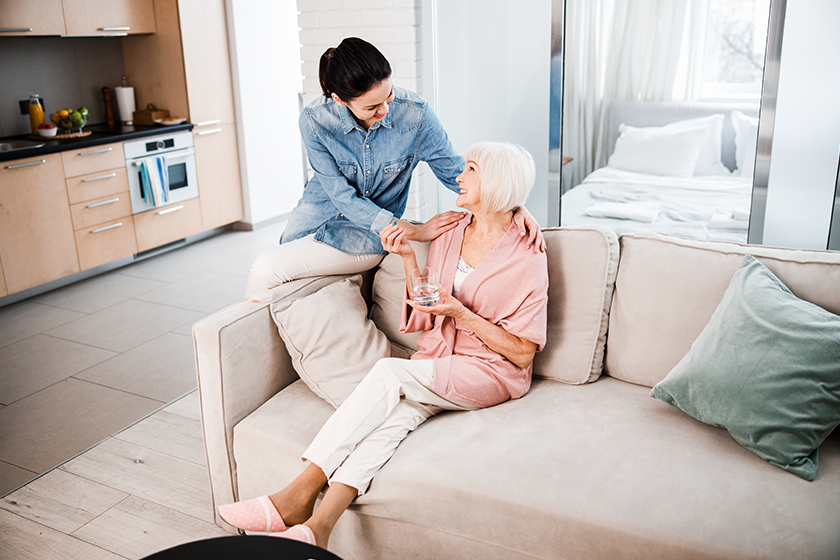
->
[732, 110, 759, 178]
[608, 123, 708, 178]
[608, 114, 728, 177]
[668, 114, 727, 176]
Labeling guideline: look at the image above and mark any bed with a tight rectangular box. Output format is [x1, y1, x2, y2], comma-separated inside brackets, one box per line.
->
[560, 101, 760, 243]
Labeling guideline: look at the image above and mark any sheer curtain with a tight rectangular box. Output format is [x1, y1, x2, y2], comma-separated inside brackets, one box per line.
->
[563, 0, 702, 188]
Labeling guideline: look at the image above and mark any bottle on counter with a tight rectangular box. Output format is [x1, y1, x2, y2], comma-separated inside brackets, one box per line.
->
[29, 94, 44, 135]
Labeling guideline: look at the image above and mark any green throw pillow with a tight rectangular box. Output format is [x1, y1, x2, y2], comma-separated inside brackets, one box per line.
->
[650, 255, 840, 480]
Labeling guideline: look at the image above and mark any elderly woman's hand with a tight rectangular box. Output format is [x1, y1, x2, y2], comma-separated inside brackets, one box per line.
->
[406, 287, 466, 319]
[513, 206, 546, 253]
[380, 221, 415, 259]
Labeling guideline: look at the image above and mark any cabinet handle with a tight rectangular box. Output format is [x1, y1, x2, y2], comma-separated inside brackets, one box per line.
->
[0, 28, 33, 32]
[195, 119, 221, 127]
[157, 205, 184, 215]
[98, 27, 130, 31]
[91, 222, 123, 234]
[197, 128, 222, 136]
[86, 197, 120, 209]
[5, 159, 46, 169]
[78, 147, 113, 157]
[82, 172, 117, 183]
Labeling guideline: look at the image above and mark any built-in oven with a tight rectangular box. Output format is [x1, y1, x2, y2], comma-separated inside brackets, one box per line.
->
[124, 130, 198, 214]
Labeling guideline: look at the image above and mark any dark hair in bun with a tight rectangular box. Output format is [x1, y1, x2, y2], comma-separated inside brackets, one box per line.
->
[319, 37, 392, 102]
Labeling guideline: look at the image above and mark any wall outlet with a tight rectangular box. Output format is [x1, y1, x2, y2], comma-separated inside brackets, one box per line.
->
[20, 99, 45, 115]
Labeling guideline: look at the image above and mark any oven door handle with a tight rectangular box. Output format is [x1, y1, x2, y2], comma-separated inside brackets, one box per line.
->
[129, 147, 195, 166]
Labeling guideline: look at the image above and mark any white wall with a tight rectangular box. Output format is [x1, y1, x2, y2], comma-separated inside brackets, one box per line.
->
[225, 0, 303, 227]
[761, 0, 840, 250]
[430, 0, 552, 225]
[297, 0, 429, 221]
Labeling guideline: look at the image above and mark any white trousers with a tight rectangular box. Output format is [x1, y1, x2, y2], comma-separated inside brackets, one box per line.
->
[302, 358, 477, 496]
[245, 234, 384, 294]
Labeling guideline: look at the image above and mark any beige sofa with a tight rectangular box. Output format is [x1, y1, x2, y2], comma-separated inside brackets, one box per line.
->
[193, 228, 840, 560]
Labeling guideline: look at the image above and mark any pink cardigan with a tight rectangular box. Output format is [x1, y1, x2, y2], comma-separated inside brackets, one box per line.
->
[401, 215, 548, 408]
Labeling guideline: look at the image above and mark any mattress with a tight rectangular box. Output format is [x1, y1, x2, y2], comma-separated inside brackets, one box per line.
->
[561, 167, 753, 243]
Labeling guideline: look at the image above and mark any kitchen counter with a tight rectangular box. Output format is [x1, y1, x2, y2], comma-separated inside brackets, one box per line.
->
[0, 122, 194, 163]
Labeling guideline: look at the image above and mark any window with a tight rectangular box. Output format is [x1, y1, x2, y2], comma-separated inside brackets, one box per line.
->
[700, 0, 771, 100]
[674, 0, 771, 102]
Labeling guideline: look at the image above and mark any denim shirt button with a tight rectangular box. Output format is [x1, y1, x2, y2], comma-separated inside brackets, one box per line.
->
[367, 170, 371, 174]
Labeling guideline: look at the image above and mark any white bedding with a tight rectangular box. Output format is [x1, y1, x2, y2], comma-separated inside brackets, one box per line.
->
[561, 167, 753, 243]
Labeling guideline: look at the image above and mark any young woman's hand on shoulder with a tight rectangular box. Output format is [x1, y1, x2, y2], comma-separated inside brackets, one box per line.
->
[513, 206, 546, 253]
[400, 211, 467, 243]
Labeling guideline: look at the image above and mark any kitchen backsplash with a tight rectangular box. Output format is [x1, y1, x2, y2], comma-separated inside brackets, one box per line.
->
[0, 37, 127, 137]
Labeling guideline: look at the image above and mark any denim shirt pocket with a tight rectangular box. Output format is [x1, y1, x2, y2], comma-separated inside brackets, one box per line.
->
[337, 161, 357, 180]
[384, 155, 413, 175]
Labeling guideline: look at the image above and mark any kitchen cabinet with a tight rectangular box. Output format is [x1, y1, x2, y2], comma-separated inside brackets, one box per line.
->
[66, 167, 130, 204]
[61, 143, 125, 178]
[75, 215, 138, 270]
[178, 0, 243, 229]
[62, 0, 156, 35]
[193, 125, 243, 230]
[0, 0, 67, 35]
[178, 0, 236, 127]
[0, 154, 79, 294]
[123, 0, 243, 231]
[63, 142, 137, 271]
[133, 198, 203, 253]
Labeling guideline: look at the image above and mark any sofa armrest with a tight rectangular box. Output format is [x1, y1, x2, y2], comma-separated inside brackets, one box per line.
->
[192, 274, 351, 530]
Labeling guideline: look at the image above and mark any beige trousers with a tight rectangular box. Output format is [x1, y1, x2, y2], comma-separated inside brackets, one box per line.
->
[302, 358, 477, 496]
[245, 234, 384, 295]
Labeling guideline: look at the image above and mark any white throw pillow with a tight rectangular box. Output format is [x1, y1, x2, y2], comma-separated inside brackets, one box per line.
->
[732, 110, 759, 178]
[608, 122, 708, 177]
[270, 275, 391, 408]
[667, 114, 728, 176]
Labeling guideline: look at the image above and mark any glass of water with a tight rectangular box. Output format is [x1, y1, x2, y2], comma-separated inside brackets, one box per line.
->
[409, 267, 440, 306]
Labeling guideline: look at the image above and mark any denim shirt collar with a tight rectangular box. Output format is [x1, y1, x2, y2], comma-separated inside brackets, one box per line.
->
[339, 104, 393, 134]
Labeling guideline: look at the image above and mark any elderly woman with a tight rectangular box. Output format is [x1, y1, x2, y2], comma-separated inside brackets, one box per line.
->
[219, 142, 549, 549]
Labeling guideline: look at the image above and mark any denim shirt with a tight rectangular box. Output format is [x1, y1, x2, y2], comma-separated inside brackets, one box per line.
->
[280, 86, 464, 255]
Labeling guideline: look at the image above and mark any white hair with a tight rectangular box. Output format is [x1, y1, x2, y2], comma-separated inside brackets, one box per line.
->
[464, 142, 536, 213]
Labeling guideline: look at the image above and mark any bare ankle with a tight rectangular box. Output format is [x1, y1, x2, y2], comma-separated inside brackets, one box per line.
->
[305, 520, 331, 549]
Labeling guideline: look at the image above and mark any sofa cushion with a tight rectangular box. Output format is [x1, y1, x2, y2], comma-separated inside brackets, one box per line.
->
[370, 240, 430, 353]
[606, 232, 840, 387]
[651, 255, 840, 480]
[270, 275, 391, 408]
[233, 376, 840, 560]
[533, 226, 619, 384]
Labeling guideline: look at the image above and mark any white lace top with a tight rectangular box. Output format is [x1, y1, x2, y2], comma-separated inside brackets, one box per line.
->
[453, 256, 475, 297]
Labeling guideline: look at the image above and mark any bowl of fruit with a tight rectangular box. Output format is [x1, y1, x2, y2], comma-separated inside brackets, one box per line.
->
[37, 123, 57, 137]
[50, 107, 89, 133]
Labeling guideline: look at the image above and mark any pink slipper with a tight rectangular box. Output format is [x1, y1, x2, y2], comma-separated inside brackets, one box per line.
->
[271, 524, 316, 546]
[218, 495, 287, 533]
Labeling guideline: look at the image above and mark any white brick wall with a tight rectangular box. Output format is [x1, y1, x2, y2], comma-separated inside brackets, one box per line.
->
[297, 0, 428, 220]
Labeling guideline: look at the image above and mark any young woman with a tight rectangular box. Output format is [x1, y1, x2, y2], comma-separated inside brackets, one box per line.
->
[222, 142, 549, 549]
[245, 37, 545, 294]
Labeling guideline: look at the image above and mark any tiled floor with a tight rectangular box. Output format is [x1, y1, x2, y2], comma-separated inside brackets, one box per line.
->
[0, 391, 230, 559]
[0, 220, 287, 497]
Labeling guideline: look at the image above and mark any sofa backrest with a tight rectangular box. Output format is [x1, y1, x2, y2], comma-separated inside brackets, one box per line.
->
[605, 232, 840, 387]
[369, 226, 620, 385]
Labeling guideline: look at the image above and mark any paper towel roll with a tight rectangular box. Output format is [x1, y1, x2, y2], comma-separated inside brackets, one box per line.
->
[115, 86, 136, 125]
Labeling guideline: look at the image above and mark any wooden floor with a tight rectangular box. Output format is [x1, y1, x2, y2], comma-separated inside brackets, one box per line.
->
[0, 390, 231, 559]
